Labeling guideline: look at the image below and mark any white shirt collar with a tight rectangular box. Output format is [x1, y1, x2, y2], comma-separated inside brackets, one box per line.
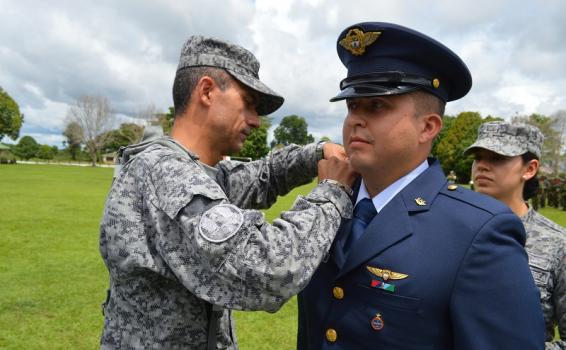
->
[355, 159, 429, 213]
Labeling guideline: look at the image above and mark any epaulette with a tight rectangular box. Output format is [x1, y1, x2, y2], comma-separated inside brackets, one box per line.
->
[438, 184, 509, 216]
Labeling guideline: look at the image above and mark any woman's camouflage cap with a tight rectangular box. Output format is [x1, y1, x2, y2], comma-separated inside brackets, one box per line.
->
[176, 36, 284, 115]
[464, 121, 544, 158]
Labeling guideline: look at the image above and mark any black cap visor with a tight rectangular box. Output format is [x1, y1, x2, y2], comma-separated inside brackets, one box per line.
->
[330, 84, 420, 102]
[330, 72, 433, 102]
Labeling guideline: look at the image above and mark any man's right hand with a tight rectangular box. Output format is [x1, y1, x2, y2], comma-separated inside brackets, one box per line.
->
[318, 157, 358, 188]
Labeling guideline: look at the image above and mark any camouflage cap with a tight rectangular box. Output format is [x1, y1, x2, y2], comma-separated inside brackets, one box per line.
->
[176, 36, 284, 115]
[464, 121, 544, 158]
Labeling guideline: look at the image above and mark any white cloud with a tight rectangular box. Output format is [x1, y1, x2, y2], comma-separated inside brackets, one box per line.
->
[2, 0, 566, 146]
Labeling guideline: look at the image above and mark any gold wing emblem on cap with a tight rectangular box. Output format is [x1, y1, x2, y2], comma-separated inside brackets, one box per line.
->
[339, 28, 381, 56]
[367, 266, 408, 281]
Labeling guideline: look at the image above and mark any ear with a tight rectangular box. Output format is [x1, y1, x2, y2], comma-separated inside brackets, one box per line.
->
[418, 113, 443, 144]
[522, 159, 539, 181]
[195, 76, 216, 107]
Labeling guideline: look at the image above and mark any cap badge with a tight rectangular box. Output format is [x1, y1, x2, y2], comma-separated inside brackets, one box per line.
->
[339, 28, 381, 56]
[370, 314, 384, 331]
[367, 266, 408, 281]
[415, 197, 427, 206]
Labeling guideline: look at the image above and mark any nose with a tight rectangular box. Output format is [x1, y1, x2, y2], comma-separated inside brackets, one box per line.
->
[345, 111, 366, 129]
[247, 111, 260, 129]
[474, 158, 490, 172]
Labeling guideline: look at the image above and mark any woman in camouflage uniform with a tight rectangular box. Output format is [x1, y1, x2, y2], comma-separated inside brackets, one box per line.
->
[465, 121, 566, 350]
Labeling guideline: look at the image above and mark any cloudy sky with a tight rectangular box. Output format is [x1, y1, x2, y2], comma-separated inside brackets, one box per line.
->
[1, 0, 566, 147]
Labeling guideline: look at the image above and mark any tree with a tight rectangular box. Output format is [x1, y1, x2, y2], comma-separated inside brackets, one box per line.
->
[101, 123, 144, 153]
[13, 135, 39, 160]
[0, 87, 24, 142]
[66, 95, 115, 166]
[272, 115, 315, 146]
[433, 112, 500, 183]
[512, 113, 562, 174]
[237, 116, 271, 159]
[63, 121, 83, 160]
[37, 144, 56, 161]
[550, 110, 566, 174]
[157, 107, 175, 135]
[135, 103, 160, 124]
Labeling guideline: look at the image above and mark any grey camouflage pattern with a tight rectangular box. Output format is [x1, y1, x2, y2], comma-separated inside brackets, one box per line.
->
[523, 208, 566, 350]
[99, 139, 353, 349]
[176, 36, 283, 116]
[464, 121, 544, 158]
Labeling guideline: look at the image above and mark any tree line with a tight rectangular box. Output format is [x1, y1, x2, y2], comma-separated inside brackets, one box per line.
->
[1, 89, 565, 179]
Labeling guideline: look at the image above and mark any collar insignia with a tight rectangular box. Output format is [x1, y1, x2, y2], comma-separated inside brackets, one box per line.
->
[367, 266, 408, 281]
[415, 197, 427, 206]
[339, 28, 381, 56]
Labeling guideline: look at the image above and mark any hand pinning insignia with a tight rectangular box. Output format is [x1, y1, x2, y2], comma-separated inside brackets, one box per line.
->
[339, 28, 381, 56]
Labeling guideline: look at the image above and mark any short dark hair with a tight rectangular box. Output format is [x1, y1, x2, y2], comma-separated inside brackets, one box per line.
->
[172, 66, 232, 117]
[522, 152, 539, 200]
[411, 90, 446, 117]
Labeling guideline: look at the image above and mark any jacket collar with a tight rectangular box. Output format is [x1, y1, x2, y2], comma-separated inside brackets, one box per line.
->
[336, 158, 447, 277]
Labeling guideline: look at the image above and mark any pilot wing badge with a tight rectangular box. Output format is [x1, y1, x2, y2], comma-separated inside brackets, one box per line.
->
[367, 266, 408, 281]
[339, 28, 381, 56]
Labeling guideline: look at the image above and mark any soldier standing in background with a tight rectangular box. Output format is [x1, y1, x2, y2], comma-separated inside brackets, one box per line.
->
[540, 175, 548, 208]
[467, 121, 566, 350]
[532, 185, 540, 211]
[99, 36, 357, 349]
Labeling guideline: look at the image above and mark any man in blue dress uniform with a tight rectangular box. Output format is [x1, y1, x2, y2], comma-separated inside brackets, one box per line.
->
[297, 22, 545, 350]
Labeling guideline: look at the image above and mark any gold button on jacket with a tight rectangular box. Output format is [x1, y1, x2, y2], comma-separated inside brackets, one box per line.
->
[326, 328, 337, 342]
[332, 286, 344, 299]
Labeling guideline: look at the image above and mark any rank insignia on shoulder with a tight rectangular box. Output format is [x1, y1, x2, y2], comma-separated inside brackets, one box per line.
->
[367, 266, 408, 281]
[447, 184, 458, 191]
[339, 28, 381, 56]
[415, 197, 426, 206]
[370, 313, 384, 331]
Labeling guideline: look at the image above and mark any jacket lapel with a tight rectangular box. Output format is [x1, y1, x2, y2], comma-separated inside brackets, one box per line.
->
[336, 159, 447, 279]
[331, 219, 352, 268]
[331, 177, 361, 268]
[337, 195, 412, 278]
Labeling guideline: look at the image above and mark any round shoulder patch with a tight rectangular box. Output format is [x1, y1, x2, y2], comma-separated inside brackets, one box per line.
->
[199, 204, 244, 243]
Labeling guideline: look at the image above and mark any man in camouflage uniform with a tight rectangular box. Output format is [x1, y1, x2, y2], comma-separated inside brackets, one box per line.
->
[466, 121, 566, 349]
[99, 36, 357, 349]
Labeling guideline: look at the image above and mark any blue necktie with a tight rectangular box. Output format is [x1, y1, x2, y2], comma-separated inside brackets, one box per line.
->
[343, 198, 377, 255]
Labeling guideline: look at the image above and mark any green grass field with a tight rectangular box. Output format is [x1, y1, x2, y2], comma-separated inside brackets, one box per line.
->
[0, 164, 563, 349]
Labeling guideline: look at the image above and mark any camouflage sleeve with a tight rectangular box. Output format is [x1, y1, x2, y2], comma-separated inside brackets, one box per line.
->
[548, 248, 566, 350]
[147, 153, 353, 312]
[215, 143, 319, 209]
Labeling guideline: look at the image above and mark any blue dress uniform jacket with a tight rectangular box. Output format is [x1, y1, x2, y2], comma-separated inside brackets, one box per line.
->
[298, 159, 545, 350]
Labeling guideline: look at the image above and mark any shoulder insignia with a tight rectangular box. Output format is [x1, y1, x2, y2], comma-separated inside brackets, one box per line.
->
[199, 204, 243, 243]
[367, 266, 408, 281]
[447, 184, 458, 191]
[339, 28, 381, 56]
